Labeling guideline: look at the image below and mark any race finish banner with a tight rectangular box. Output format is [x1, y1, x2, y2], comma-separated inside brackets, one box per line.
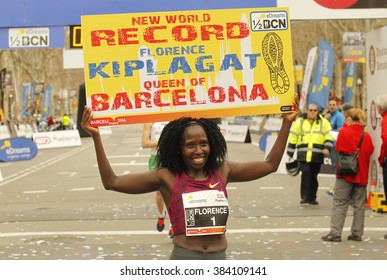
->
[82, 7, 295, 126]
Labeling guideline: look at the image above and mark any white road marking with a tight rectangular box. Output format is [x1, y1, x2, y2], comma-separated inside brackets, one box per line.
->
[1, 227, 386, 238]
[0, 141, 95, 187]
[319, 174, 335, 178]
[121, 140, 141, 144]
[58, 172, 78, 177]
[94, 163, 147, 167]
[23, 190, 48, 194]
[260, 187, 284, 190]
[107, 154, 150, 158]
[70, 187, 96, 192]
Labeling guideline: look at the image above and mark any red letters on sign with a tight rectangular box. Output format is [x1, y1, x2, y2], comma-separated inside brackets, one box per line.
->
[90, 22, 250, 46]
[90, 84, 268, 111]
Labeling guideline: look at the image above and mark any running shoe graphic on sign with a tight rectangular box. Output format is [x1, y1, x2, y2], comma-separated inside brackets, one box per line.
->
[262, 32, 290, 94]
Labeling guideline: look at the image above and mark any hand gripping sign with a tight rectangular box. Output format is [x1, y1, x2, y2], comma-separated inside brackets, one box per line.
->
[82, 7, 295, 126]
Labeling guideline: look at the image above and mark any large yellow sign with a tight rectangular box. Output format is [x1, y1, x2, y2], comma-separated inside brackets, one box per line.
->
[82, 7, 295, 126]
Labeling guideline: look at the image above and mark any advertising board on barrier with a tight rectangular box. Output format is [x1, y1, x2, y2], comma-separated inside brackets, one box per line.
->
[81, 7, 295, 126]
[32, 130, 82, 149]
[15, 124, 34, 138]
[219, 124, 250, 143]
[0, 26, 65, 50]
[366, 25, 387, 192]
[278, 0, 387, 19]
[0, 137, 38, 162]
[0, 125, 10, 140]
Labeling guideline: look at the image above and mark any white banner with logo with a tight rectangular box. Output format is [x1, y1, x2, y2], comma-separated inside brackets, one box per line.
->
[32, 130, 81, 149]
[299, 46, 317, 112]
[8, 27, 50, 48]
[366, 25, 387, 193]
[278, 0, 387, 19]
[343, 32, 366, 63]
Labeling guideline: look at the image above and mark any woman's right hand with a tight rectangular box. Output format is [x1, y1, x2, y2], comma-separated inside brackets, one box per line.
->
[80, 106, 99, 137]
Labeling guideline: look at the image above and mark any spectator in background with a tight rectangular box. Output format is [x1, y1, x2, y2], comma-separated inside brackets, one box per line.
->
[61, 113, 71, 130]
[341, 103, 354, 116]
[38, 115, 47, 132]
[322, 108, 374, 242]
[287, 103, 334, 205]
[376, 94, 387, 240]
[325, 98, 345, 131]
[325, 98, 345, 195]
[47, 115, 55, 127]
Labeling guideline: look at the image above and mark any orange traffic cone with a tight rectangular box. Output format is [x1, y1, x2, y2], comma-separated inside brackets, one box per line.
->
[366, 191, 373, 208]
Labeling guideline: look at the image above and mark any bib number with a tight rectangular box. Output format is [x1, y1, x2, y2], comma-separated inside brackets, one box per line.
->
[182, 190, 229, 236]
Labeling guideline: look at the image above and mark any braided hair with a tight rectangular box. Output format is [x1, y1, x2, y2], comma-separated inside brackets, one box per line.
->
[156, 117, 227, 174]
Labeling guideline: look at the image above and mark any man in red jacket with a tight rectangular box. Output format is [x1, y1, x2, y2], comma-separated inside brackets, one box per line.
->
[377, 95, 387, 240]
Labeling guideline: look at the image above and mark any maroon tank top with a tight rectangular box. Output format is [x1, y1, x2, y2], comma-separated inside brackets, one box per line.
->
[168, 171, 228, 235]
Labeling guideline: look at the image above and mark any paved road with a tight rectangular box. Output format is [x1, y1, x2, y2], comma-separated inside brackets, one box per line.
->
[0, 124, 386, 261]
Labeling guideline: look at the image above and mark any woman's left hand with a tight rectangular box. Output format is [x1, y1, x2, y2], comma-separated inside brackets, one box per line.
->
[283, 93, 300, 122]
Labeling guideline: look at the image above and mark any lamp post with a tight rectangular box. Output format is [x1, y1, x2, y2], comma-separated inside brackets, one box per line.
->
[356, 78, 362, 109]
[8, 92, 13, 119]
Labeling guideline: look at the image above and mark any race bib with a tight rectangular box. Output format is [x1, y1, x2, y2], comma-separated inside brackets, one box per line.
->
[182, 190, 229, 236]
